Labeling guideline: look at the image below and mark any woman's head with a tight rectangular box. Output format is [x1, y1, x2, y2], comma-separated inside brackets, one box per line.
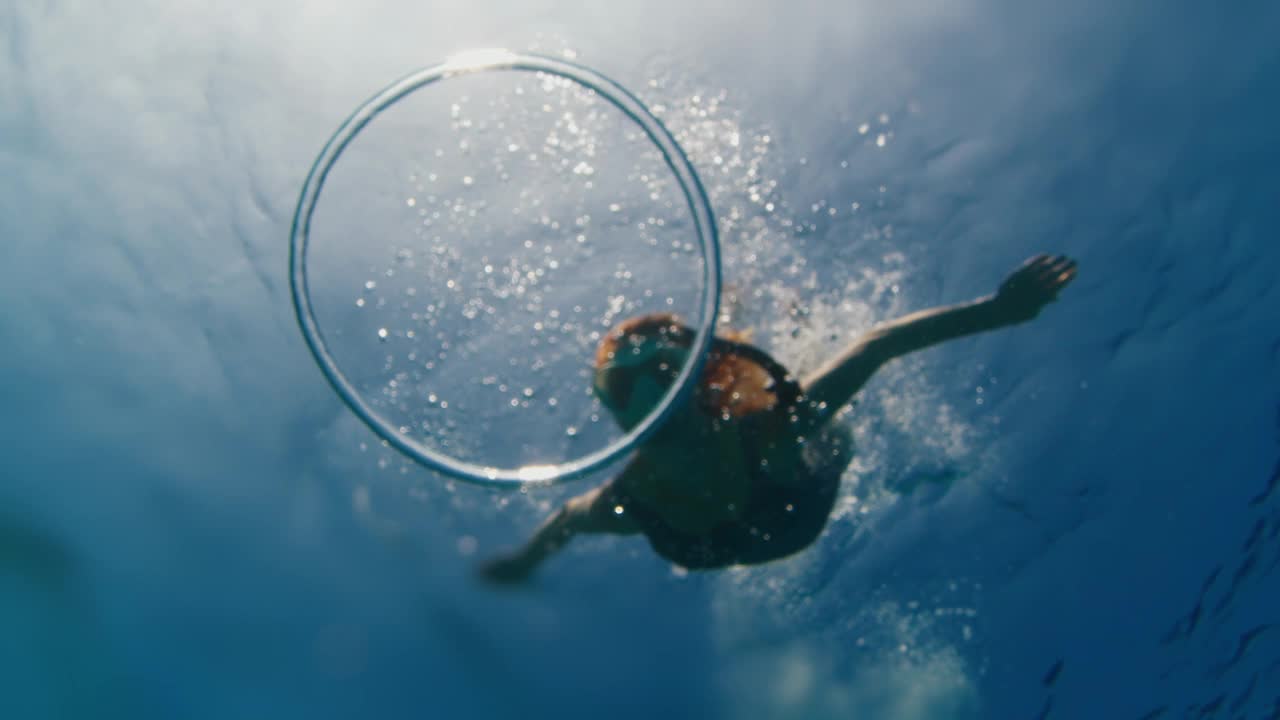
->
[593, 314, 783, 430]
[593, 314, 692, 429]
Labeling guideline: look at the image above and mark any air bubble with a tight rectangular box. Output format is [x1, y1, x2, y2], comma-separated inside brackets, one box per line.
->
[290, 51, 720, 486]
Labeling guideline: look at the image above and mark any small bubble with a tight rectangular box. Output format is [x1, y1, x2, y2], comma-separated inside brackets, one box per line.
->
[566, 426, 578, 436]
[456, 536, 478, 556]
[377, 328, 389, 340]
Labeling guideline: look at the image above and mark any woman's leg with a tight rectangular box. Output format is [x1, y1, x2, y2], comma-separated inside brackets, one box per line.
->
[800, 254, 1076, 430]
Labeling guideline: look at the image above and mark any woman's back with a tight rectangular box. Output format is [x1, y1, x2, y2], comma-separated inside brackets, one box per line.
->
[609, 332, 854, 568]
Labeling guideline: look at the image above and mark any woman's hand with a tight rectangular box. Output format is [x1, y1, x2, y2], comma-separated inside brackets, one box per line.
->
[992, 254, 1078, 323]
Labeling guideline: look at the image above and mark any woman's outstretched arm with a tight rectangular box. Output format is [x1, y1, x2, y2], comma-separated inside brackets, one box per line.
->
[800, 254, 1077, 426]
[477, 465, 642, 585]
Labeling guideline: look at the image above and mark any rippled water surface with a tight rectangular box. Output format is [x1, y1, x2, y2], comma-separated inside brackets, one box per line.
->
[2, 0, 1278, 718]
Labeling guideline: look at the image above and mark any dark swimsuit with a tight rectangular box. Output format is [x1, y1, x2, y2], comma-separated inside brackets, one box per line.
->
[615, 339, 850, 570]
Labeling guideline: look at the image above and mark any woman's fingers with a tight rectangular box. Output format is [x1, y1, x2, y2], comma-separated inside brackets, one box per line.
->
[1021, 253, 1052, 273]
[998, 254, 1078, 314]
[1054, 260, 1078, 288]
[1033, 255, 1077, 294]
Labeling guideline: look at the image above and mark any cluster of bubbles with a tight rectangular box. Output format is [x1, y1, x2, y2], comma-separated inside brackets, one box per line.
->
[306, 66, 704, 469]
[626, 60, 985, 522]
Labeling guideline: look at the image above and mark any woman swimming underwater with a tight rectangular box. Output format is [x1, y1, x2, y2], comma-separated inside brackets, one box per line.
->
[480, 254, 1078, 583]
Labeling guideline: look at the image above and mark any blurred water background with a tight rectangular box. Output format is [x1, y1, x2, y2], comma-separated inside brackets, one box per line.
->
[2, 0, 1279, 717]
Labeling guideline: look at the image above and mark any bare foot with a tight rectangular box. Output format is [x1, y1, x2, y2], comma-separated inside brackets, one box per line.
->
[993, 254, 1078, 323]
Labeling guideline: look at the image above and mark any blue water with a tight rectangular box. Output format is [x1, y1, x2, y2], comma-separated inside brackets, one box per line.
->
[3, 0, 1279, 718]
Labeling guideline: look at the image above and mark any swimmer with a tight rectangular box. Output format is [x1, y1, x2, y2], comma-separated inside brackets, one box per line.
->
[479, 254, 1078, 583]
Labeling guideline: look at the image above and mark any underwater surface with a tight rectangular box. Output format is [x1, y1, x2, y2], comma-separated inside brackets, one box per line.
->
[2, 0, 1279, 717]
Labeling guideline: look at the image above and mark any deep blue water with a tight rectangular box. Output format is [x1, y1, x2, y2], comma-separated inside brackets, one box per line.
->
[2, 0, 1279, 718]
